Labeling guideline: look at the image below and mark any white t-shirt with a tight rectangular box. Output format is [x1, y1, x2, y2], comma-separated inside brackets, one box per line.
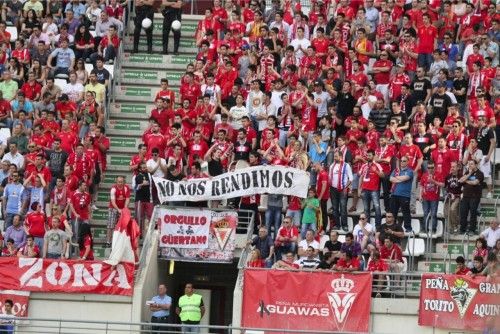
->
[353, 223, 375, 244]
[290, 38, 311, 62]
[201, 83, 221, 106]
[312, 91, 331, 118]
[298, 239, 320, 259]
[146, 158, 166, 178]
[229, 105, 248, 130]
[62, 82, 84, 102]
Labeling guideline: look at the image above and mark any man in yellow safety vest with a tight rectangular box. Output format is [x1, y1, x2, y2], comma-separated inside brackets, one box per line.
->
[176, 283, 205, 333]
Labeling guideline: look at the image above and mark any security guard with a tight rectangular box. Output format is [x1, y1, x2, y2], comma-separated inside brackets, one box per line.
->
[176, 283, 205, 334]
[149, 284, 172, 333]
[133, 0, 155, 53]
[161, 0, 183, 55]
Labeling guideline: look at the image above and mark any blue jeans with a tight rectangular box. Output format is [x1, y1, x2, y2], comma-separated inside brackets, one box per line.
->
[330, 188, 348, 228]
[362, 190, 381, 227]
[276, 242, 297, 261]
[418, 53, 433, 71]
[4, 213, 16, 230]
[286, 209, 301, 227]
[422, 200, 438, 231]
[34, 237, 44, 251]
[181, 324, 200, 333]
[300, 222, 316, 239]
[265, 206, 282, 239]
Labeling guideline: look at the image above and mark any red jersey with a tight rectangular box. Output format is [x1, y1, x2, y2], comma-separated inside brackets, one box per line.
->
[466, 53, 485, 74]
[79, 235, 94, 260]
[359, 162, 383, 191]
[276, 225, 299, 247]
[67, 152, 93, 179]
[380, 244, 403, 262]
[398, 144, 423, 170]
[129, 154, 149, 175]
[366, 129, 381, 151]
[51, 186, 70, 210]
[20, 81, 42, 101]
[25, 211, 46, 238]
[144, 132, 167, 158]
[417, 24, 438, 53]
[65, 173, 79, 194]
[389, 73, 411, 101]
[311, 37, 329, 55]
[375, 144, 395, 174]
[25, 164, 52, 186]
[70, 190, 91, 220]
[345, 129, 365, 153]
[57, 130, 78, 153]
[316, 170, 329, 200]
[401, 40, 418, 72]
[420, 172, 440, 201]
[180, 82, 201, 106]
[93, 135, 110, 171]
[336, 257, 361, 270]
[187, 140, 209, 167]
[109, 185, 131, 209]
[430, 148, 453, 182]
[372, 59, 393, 85]
[446, 132, 467, 162]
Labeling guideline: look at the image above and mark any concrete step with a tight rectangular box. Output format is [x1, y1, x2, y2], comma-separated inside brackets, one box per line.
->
[417, 260, 449, 273]
[101, 172, 134, 186]
[109, 102, 154, 120]
[106, 155, 133, 172]
[106, 119, 148, 136]
[120, 68, 184, 86]
[434, 242, 475, 256]
[122, 52, 195, 70]
[113, 85, 179, 102]
[109, 136, 142, 153]
[123, 35, 197, 53]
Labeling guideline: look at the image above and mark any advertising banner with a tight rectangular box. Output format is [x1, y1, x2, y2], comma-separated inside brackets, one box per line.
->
[418, 274, 500, 331]
[241, 269, 372, 333]
[153, 165, 309, 202]
[0, 258, 134, 296]
[159, 208, 237, 263]
[0, 290, 30, 317]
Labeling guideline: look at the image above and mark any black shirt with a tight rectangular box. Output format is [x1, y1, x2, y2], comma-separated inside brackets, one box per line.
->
[233, 141, 251, 161]
[390, 111, 408, 128]
[135, 172, 152, 202]
[369, 108, 391, 133]
[460, 169, 484, 198]
[411, 78, 432, 102]
[476, 126, 495, 156]
[45, 149, 68, 177]
[208, 159, 223, 177]
[445, 174, 462, 196]
[453, 78, 468, 104]
[429, 93, 452, 123]
[413, 133, 434, 160]
[376, 222, 404, 244]
[324, 240, 342, 253]
[91, 68, 110, 85]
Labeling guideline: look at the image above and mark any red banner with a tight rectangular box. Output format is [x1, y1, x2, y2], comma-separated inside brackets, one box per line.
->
[0, 290, 30, 317]
[419, 274, 500, 331]
[0, 258, 134, 296]
[242, 269, 372, 333]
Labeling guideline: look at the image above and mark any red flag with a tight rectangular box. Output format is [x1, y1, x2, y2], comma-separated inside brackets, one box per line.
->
[104, 208, 140, 266]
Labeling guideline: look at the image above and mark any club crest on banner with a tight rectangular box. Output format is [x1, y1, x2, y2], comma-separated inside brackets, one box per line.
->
[450, 278, 477, 318]
[327, 275, 357, 331]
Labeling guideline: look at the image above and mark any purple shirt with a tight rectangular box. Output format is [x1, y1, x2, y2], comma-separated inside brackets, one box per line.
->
[340, 241, 362, 257]
[4, 225, 26, 248]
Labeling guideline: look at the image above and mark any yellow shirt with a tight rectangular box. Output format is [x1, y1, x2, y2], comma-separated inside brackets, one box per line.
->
[85, 83, 106, 104]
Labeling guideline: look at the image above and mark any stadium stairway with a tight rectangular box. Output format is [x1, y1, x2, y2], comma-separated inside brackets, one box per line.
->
[90, 15, 202, 259]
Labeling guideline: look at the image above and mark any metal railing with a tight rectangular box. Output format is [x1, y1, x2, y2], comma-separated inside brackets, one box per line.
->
[2, 317, 364, 334]
[135, 205, 162, 279]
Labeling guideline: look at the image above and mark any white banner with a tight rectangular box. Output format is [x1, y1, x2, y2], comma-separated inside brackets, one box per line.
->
[153, 165, 309, 203]
[159, 208, 211, 249]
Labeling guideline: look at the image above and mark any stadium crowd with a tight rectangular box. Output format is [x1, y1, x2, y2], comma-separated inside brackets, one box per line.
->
[131, 0, 500, 271]
[0, 0, 128, 259]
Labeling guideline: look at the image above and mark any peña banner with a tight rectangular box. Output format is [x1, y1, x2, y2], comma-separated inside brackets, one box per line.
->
[241, 269, 372, 333]
[159, 208, 238, 263]
[0, 258, 134, 296]
[418, 274, 500, 331]
[0, 290, 30, 317]
[152, 165, 309, 202]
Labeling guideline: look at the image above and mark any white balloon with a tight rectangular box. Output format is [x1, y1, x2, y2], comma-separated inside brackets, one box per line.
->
[172, 20, 181, 31]
[142, 18, 152, 29]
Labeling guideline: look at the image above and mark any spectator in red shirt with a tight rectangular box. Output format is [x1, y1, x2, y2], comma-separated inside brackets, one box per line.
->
[334, 251, 361, 271]
[455, 256, 470, 275]
[380, 236, 404, 272]
[91, 25, 120, 64]
[17, 235, 40, 258]
[416, 13, 437, 71]
[418, 162, 443, 233]
[274, 217, 299, 260]
[106, 176, 131, 248]
[20, 72, 42, 101]
[359, 150, 385, 227]
[78, 222, 94, 261]
[69, 181, 92, 240]
[24, 202, 47, 250]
